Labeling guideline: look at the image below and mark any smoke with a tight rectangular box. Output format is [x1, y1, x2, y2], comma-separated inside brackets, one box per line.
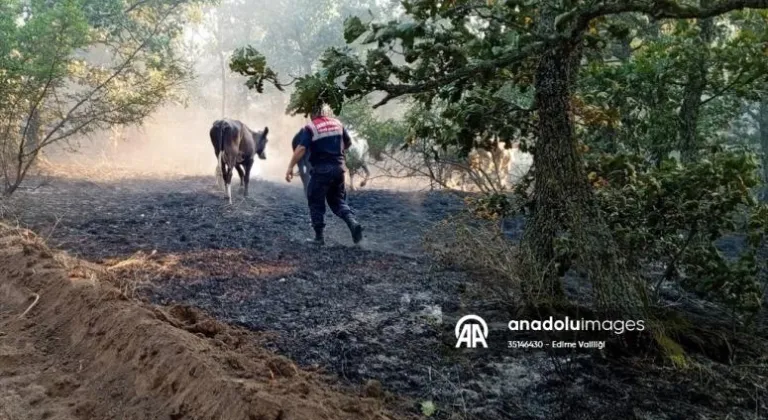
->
[43, 94, 309, 182]
[39, 0, 531, 194]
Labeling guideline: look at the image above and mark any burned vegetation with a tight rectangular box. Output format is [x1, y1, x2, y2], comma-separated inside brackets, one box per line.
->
[2, 1, 768, 420]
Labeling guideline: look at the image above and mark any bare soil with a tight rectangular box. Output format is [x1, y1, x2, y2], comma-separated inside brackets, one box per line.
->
[2, 175, 767, 420]
[0, 223, 401, 420]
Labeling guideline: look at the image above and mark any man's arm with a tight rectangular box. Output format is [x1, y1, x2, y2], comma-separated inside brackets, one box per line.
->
[288, 145, 307, 171]
[286, 128, 311, 182]
[285, 146, 306, 182]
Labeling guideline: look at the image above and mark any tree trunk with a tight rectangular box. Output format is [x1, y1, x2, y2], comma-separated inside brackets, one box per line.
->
[521, 9, 646, 316]
[220, 51, 227, 117]
[678, 0, 714, 162]
[759, 99, 768, 201]
[24, 109, 40, 155]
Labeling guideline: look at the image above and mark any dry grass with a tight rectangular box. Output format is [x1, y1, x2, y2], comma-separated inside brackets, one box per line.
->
[423, 213, 524, 306]
[0, 220, 50, 250]
[102, 250, 164, 298]
[36, 156, 203, 182]
[421, 211, 579, 310]
[0, 220, 157, 300]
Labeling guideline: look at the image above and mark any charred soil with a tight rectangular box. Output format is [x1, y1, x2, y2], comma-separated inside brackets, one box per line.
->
[0, 223, 402, 420]
[3, 175, 767, 420]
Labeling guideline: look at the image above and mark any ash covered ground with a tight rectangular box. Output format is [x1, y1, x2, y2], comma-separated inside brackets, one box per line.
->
[4, 175, 765, 420]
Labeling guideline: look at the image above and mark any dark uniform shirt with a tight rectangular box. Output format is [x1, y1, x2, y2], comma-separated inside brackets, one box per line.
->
[298, 116, 351, 167]
[292, 128, 303, 150]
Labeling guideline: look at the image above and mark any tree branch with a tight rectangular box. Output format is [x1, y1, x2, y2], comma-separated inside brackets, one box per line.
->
[18, 37, 66, 175]
[124, 0, 153, 15]
[38, 3, 180, 149]
[700, 69, 767, 106]
[371, 40, 551, 108]
[563, 0, 768, 36]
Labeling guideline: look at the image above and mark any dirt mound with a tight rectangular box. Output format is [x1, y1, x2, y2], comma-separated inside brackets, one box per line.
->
[0, 224, 401, 420]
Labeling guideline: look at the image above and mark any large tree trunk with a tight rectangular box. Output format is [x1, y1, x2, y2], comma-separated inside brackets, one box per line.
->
[760, 99, 768, 201]
[678, 0, 714, 162]
[219, 51, 227, 117]
[521, 9, 646, 316]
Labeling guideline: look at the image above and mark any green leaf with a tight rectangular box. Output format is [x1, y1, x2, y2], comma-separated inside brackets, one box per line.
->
[420, 401, 436, 417]
[344, 16, 367, 44]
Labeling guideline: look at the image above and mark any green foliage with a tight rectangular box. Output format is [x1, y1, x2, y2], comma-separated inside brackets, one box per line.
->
[0, 0, 89, 120]
[337, 98, 407, 161]
[0, 0, 208, 195]
[283, 1, 541, 154]
[579, 12, 768, 160]
[343, 15, 367, 44]
[229, 46, 282, 93]
[587, 150, 768, 314]
[420, 400, 436, 417]
[292, 71, 346, 117]
[465, 193, 514, 221]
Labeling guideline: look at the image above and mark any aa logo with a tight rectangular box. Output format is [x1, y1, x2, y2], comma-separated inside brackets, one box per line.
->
[455, 315, 488, 348]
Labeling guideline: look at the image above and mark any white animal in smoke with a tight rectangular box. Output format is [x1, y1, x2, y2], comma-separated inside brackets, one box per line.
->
[345, 130, 371, 190]
[445, 142, 531, 191]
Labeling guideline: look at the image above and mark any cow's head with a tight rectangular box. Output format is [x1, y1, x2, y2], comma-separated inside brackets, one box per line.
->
[253, 127, 269, 160]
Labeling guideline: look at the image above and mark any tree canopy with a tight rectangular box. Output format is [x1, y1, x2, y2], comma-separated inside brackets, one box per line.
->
[230, 0, 768, 338]
[0, 0, 208, 196]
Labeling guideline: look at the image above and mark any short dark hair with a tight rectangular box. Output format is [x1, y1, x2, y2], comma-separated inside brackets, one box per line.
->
[310, 102, 324, 118]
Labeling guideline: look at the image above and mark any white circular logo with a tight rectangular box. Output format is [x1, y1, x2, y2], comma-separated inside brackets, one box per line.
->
[455, 314, 489, 348]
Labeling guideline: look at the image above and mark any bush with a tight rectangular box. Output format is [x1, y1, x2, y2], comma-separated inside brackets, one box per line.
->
[586, 148, 768, 316]
[427, 147, 767, 322]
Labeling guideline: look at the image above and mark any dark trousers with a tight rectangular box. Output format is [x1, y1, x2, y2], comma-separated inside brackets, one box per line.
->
[298, 155, 311, 196]
[307, 164, 353, 229]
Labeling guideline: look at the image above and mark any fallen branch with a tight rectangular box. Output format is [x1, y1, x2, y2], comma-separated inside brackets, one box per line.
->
[19, 293, 40, 319]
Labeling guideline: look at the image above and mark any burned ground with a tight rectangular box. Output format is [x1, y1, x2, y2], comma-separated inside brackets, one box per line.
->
[3, 175, 767, 420]
[0, 223, 400, 420]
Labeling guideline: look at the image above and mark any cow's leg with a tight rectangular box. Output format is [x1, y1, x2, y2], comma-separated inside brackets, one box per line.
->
[220, 158, 229, 194]
[349, 172, 356, 191]
[242, 158, 254, 197]
[235, 164, 245, 188]
[215, 159, 223, 188]
[222, 161, 234, 204]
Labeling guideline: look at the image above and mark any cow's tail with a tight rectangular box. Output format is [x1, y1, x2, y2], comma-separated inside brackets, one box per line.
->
[217, 122, 225, 169]
[214, 122, 227, 187]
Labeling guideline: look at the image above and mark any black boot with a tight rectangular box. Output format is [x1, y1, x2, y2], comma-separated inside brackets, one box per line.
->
[307, 226, 325, 245]
[343, 216, 364, 244]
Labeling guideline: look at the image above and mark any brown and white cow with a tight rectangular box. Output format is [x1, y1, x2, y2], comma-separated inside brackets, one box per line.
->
[210, 119, 269, 204]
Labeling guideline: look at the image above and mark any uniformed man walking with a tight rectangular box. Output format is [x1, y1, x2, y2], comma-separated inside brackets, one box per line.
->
[285, 103, 364, 245]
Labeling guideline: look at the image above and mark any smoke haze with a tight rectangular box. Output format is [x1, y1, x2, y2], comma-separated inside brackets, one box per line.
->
[41, 0, 532, 193]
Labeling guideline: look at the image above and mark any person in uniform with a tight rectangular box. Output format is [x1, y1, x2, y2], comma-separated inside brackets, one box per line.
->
[285, 103, 364, 245]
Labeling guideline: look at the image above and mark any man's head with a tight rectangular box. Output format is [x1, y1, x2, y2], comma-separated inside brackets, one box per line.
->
[253, 126, 269, 160]
[310, 102, 323, 119]
[310, 102, 333, 119]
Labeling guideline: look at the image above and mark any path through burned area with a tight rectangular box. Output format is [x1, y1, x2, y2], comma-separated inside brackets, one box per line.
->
[4, 175, 766, 420]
